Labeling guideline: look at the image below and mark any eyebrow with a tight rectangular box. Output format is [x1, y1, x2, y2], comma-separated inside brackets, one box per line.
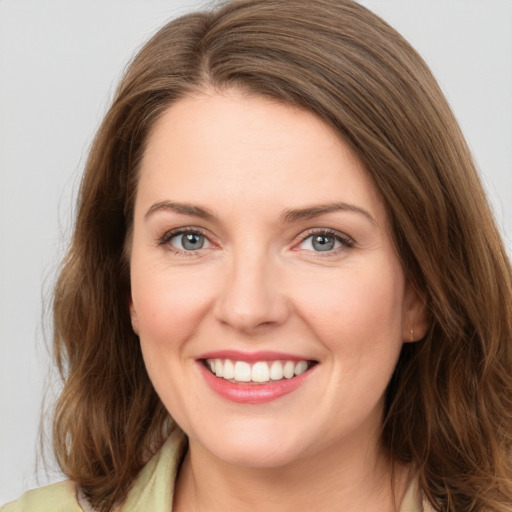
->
[144, 201, 215, 221]
[144, 200, 376, 225]
[280, 202, 377, 225]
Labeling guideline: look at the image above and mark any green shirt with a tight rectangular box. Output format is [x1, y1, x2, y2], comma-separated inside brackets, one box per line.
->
[1, 429, 429, 511]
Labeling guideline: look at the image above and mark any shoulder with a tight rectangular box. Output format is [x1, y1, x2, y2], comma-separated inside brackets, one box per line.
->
[1, 481, 83, 512]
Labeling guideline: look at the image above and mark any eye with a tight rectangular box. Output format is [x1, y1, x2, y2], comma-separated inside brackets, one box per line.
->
[163, 229, 212, 252]
[297, 230, 353, 253]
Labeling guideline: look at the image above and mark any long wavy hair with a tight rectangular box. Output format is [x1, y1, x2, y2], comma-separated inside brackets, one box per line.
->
[51, 0, 512, 510]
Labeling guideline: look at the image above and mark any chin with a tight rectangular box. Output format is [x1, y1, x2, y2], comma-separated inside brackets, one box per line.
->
[190, 423, 311, 469]
[211, 443, 302, 468]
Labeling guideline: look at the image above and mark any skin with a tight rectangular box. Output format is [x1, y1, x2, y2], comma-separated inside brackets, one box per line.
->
[129, 89, 427, 512]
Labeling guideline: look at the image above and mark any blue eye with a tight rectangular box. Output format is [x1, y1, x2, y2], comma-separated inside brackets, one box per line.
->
[298, 231, 352, 252]
[168, 231, 210, 251]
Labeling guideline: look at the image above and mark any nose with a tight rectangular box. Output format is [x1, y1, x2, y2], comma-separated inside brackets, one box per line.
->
[213, 249, 290, 334]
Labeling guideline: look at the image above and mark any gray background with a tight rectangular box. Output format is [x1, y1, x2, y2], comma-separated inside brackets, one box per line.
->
[1, 0, 511, 504]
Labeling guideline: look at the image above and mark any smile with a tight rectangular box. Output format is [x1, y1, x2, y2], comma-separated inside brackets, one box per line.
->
[204, 358, 315, 384]
[198, 352, 318, 404]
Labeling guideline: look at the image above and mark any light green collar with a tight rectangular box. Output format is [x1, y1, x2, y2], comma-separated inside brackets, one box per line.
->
[118, 428, 187, 511]
[118, 429, 428, 512]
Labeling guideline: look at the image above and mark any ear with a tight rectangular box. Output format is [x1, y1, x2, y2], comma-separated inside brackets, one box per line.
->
[129, 297, 140, 335]
[402, 282, 428, 343]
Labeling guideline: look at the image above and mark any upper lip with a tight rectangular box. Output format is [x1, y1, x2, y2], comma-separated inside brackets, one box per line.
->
[197, 350, 316, 363]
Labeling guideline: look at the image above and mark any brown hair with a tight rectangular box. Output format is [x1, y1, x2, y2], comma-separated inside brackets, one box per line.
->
[52, 0, 512, 510]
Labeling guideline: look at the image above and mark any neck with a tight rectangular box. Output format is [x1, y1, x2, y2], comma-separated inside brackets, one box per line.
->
[173, 435, 410, 512]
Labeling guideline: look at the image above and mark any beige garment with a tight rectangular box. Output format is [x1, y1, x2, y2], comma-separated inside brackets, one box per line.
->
[1, 429, 431, 511]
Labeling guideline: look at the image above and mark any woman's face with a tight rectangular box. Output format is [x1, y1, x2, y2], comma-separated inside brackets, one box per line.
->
[129, 90, 424, 468]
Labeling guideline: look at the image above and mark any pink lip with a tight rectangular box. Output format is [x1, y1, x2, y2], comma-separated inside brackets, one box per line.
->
[198, 361, 315, 404]
[197, 350, 311, 362]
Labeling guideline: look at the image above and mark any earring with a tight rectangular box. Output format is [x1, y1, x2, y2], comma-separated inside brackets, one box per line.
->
[410, 329, 414, 342]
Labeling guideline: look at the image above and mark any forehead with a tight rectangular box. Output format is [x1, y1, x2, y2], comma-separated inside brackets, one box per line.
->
[137, 91, 387, 225]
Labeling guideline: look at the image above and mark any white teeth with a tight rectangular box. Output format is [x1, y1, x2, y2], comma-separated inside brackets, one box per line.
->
[234, 361, 252, 382]
[223, 359, 235, 379]
[270, 360, 284, 380]
[206, 358, 313, 383]
[294, 361, 308, 376]
[214, 358, 223, 377]
[252, 361, 270, 382]
[283, 361, 295, 379]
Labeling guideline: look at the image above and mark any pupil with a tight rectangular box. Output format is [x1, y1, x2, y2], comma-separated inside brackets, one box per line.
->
[313, 235, 334, 251]
[182, 233, 204, 250]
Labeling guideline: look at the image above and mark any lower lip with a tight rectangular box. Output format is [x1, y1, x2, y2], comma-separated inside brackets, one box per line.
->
[199, 363, 313, 404]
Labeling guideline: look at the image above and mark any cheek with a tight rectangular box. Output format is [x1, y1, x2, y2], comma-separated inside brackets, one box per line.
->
[293, 262, 405, 356]
[131, 264, 216, 420]
[130, 262, 216, 350]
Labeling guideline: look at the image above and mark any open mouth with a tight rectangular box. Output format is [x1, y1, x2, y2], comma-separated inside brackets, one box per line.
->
[202, 358, 318, 384]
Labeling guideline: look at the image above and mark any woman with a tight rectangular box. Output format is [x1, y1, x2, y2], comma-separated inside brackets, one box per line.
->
[3, 0, 511, 511]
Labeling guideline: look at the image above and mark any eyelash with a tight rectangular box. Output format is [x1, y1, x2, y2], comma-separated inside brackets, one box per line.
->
[158, 227, 212, 257]
[158, 227, 355, 256]
[296, 228, 355, 256]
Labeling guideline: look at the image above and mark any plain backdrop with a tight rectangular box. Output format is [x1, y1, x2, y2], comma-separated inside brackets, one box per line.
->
[1, 0, 511, 504]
